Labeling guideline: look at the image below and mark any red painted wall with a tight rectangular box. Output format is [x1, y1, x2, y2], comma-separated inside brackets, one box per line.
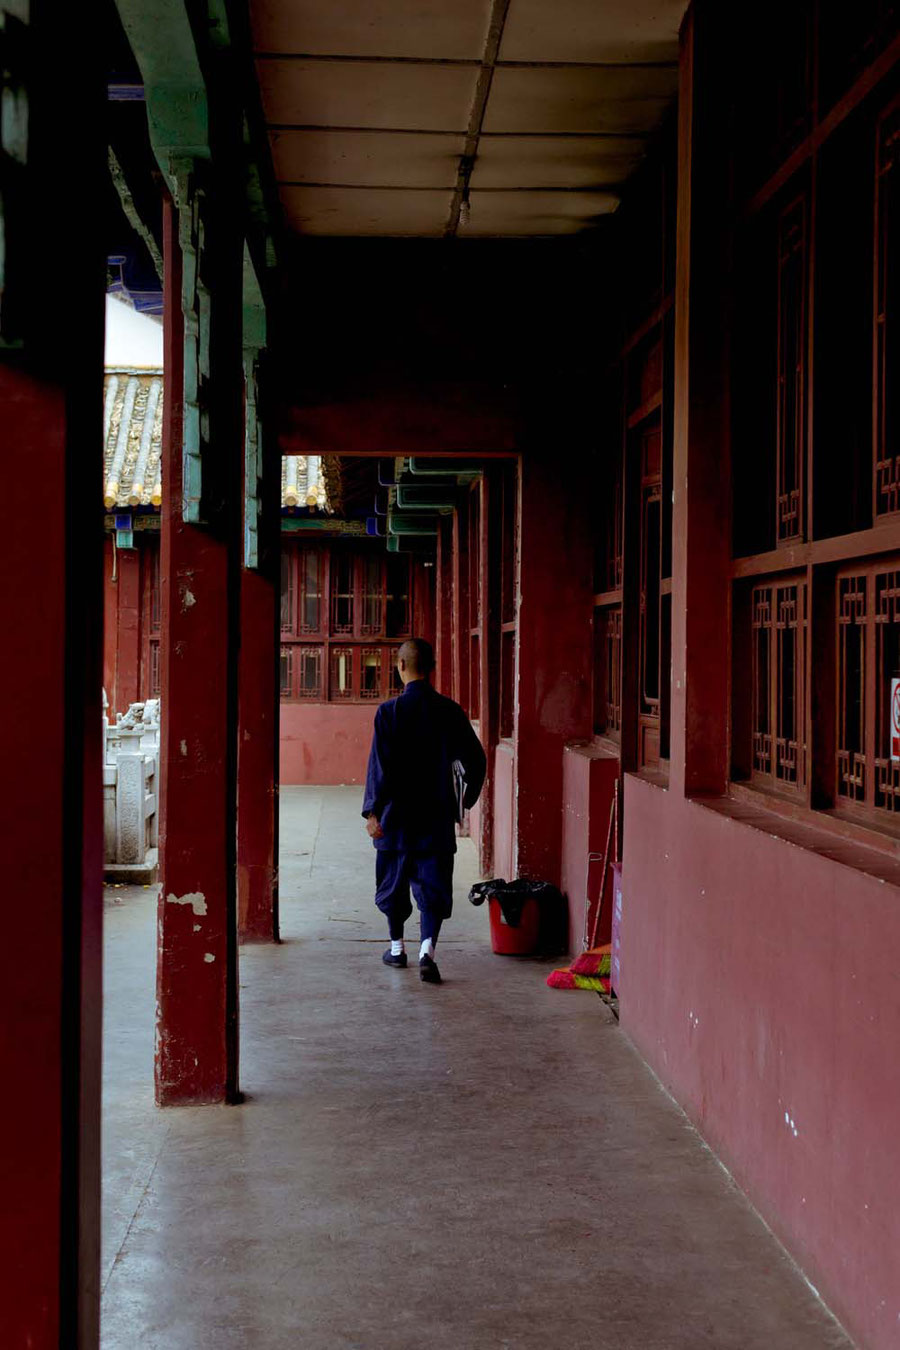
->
[560, 743, 619, 953]
[622, 776, 900, 1350]
[280, 701, 375, 785]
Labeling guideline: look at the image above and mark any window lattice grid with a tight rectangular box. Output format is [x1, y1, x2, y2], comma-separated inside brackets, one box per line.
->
[280, 549, 295, 634]
[330, 646, 354, 700]
[385, 555, 411, 638]
[149, 546, 161, 634]
[752, 587, 774, 777]
[299, 549, 324, 635]
[751, 580, 808, 792]
[359, 557, 385, 637]
[331, 556, 355, 636]
[500, 463, 519, 628]
[149, 641, 161, 698]
[639, 479, 662, 716]
[605, 456, 624, 593]
[875, 103, 900, 518]
[605, 606, 623, 735]
[874, 570, 900, 811]
[297, 646, 323, 701]
[774, 582, 807, 786]
[360, 646, 383, 700]
[776, 198, 807, 543]
[837, 575, 868, 803]
[280, 645, 293, 698]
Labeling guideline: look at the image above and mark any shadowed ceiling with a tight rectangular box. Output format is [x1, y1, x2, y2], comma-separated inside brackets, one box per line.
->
[250, 0, 687, 238]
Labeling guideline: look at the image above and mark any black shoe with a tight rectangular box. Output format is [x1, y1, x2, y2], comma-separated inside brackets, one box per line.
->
[383, 949, 408, 968]
[419, 955, 442, 984]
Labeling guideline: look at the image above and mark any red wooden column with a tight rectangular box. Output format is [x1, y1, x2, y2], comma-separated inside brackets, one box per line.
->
[238, 364, 280, 943]
[515, 448, 594, 885]
[669, 1, 732, 798]
[111, 545, 142, 715]
[0, 5, 105, 1343]
[156, 186, 243, 1105]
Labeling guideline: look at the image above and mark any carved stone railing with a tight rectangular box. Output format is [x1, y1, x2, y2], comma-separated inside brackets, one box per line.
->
[103, 695, 160, 879]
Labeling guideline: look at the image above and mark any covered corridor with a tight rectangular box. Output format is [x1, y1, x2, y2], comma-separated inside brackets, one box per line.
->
[6, 1, 900, 1348]
[101, 789, 849, 1350]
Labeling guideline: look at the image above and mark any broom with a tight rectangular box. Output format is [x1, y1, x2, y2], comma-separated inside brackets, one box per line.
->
[570, 782, 617, 975]
[546, 784, 617, 990]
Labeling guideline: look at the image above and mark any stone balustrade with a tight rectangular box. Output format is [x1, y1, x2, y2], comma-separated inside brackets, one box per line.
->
[103, 694, 160, 881]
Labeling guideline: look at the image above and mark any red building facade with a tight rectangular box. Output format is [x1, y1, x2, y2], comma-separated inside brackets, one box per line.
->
[278, 535, 435, 783]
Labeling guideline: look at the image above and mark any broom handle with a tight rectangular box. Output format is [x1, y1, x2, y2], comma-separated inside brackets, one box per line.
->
[588, 784, 617, 951]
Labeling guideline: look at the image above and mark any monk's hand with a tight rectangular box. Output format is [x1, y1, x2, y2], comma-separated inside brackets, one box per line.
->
[365, 814, 384, 840]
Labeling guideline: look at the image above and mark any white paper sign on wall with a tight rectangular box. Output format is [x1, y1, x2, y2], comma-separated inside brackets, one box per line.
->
[891, 678, 900, 763]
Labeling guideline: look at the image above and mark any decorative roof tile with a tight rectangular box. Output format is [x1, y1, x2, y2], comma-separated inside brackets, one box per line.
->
[102, 372, 335, 513]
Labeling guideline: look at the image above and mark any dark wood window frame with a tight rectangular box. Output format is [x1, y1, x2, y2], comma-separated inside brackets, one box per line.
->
[280, 542, 411, 704]
[731, 53, 900, 849]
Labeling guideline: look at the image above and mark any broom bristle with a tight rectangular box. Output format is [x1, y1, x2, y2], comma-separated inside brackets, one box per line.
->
[570, 944, 612, 977]
[546, 968, 578, 989]
[546, 968, 612, 993]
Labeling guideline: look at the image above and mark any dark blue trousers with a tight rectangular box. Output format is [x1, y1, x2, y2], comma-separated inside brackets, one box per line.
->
[375, 851, 454, 944]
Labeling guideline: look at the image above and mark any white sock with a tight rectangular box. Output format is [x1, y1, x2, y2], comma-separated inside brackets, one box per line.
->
[419, 938, 435, 961]
[391, 938, 405, 956]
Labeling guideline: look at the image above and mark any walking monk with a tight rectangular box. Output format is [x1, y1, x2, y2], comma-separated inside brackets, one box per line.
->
[362, 638, 486, 984]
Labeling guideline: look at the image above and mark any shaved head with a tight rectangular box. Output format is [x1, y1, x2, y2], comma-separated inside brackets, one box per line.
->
[397, 638, 435, 676]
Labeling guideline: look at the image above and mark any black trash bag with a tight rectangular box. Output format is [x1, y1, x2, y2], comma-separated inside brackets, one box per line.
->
[468, 878, 506, 907]
[491, 878, 560, 929]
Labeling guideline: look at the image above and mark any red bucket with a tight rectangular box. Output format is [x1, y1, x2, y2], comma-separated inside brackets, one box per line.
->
[488, 896, 541, 956]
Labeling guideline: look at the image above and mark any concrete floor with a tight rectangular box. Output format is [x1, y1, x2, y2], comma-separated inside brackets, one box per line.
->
[101, 786, 852, 1350]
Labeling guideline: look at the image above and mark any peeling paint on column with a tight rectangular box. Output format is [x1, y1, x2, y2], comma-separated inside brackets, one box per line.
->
[181, 586, 196, 611]
[166, 890, 207, 915]
[203, 952, 215, 963]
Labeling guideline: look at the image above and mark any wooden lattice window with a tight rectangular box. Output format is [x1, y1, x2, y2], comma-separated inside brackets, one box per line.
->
[751, 578, 807, 793]
[299, 549, 325, 634]
[331, 555, 355, 635]
[280, 646, 293, 698]
[837, 562, 900, 818]
[605, 454, 624, 593]
[837, 574, 867, 803]
[280, 543, 413, 703]
[297, 646, 323, 700]
[776, 198, 807, 543]
[875, 101, 900, 519]
[280, 548, 295, 634]
[360, 647, 383, 700]
[874, 570, 900, 812]
[593, 605, 622, 740]
[385, 555, 411, 637]
[360, 556, 384, 637]
[638, 425, 666, 768]
[330, 646, 354, 700]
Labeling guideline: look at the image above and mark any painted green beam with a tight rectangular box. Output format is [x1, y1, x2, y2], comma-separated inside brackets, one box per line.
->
[387, 513, 438, 537]
[394, 486, 457, 511]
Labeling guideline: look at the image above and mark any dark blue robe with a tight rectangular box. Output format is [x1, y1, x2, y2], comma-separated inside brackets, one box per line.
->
[362, 679, 486, 940]
[362, 678, 486, 856]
